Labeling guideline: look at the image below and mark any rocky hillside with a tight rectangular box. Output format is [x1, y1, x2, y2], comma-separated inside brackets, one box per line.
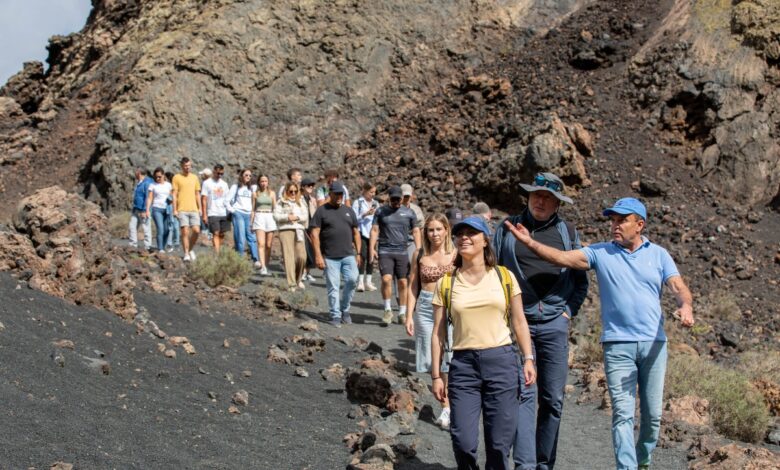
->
[0, 1, 778, 350]
[0, 0, 586, 212]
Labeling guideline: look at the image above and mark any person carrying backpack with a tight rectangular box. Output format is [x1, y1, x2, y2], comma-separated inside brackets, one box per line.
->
[492, 172, 589, 470]
[431, 216, 536, 470]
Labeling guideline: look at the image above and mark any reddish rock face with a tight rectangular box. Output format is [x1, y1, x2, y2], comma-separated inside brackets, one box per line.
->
[0, 186, 136, 318]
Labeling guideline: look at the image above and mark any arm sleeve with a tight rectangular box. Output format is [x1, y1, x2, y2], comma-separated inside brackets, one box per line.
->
[226, 185, 238, 212]
[581, 246, 597, 269]
[348, 207, 358, 228]
[431, 278, 444, 306]
[508, 271, 522, 297]
[372, 208, 381, 226]
[309, 208, 322, 228]
[200, 180, 209, 197]
[566, 228, 589, 317]
[660, 248, 680, 283]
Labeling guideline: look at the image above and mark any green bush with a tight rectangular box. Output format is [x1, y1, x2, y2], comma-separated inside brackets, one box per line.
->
[666, 354, 770, 443]
[190, 250, 253, 288]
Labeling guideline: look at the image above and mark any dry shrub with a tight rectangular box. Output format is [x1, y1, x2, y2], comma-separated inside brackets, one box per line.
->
[190, 250, 252, 288]
[287, 289, 318, 310]
[666, 354, 770, 442]
[736, 350, 780, 384]
[706, 291, 741, 322]
[108, 211, 132, 239]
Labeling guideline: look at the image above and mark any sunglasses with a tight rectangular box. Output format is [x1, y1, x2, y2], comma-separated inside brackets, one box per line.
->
[288, 190, 299, 194]
[533, 174, 562, 192]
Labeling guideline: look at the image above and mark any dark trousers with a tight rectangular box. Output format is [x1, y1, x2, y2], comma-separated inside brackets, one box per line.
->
[450, 345, 519, 470]
[358, 235, 373, 274]
[513, 314, 569, 470]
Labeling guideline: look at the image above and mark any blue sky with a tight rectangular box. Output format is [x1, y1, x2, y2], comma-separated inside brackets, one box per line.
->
[0, 0, 92, 86]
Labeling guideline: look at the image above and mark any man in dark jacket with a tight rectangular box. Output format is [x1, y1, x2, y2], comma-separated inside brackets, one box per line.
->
[493, 172, 589, 470]
[129, 167, 153, 250]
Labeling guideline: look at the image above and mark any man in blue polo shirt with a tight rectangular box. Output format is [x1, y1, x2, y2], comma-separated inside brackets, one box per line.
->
[504, 197, 694, 470]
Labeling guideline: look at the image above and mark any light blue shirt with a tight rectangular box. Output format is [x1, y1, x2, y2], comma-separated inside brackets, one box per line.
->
[581, 237, 679, 343]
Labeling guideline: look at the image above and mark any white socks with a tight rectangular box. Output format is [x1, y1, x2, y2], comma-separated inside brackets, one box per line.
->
[399, 305, 407, 315]
[358, 274, 365, 284]
[383, 299, 392, 310]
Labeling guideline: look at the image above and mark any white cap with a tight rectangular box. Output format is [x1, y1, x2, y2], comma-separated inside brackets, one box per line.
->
[199, 168, 212, 177]
[400, 183, 413, 196]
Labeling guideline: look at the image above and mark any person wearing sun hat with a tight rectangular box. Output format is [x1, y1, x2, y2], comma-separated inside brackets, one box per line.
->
[430, 215, 536, 470]
[504, 196, 694, 470]
[493, 172, 589, 470]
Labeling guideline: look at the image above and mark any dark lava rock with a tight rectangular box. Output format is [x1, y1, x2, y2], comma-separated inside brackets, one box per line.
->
[719, 331, 739, 349]
[346, 372, 392, 407]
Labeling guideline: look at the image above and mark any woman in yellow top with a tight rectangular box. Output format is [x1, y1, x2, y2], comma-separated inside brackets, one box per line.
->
[431, 216, 536, 470]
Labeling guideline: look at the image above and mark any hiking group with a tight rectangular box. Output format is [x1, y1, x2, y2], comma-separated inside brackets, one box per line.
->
[130, 162, 695, 470]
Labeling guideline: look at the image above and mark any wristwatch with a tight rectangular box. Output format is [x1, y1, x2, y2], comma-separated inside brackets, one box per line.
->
[523, 354, 535, 363]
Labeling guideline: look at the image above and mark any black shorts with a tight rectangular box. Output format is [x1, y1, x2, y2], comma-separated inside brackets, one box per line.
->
[208, 216, 231, 233]
[378, 252, 410, 279]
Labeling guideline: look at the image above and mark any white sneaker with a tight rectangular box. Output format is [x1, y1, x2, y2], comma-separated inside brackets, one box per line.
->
[436, 407, 451, 430]
[260, 266, 269, 276]
[183, 253, 191, 262]
[189, 251, 197, 261]
[366, 282, 377, 291]
[297, 281, 306, 289]
[307, 273, 317, 281]
[357, 281, 365, 292]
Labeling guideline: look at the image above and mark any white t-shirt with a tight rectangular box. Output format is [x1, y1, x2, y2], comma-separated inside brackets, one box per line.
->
[201, 178, 229, 217]
[229, 184, 256, 214]
[148, 181, 172, 210]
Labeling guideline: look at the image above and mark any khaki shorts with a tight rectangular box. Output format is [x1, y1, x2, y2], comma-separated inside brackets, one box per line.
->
[177, 211, 200, 227]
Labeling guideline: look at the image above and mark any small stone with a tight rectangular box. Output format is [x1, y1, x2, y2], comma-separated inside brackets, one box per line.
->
[735, 269, 752, 280]
[0, 321, 4, 331]
[267, 345, 291, 364]
[360, 443, 396, 465]
[232, 389, 249, 406]
[320, 363, 345, 382]
[52, 339, 75, 350]
[169, 336, 189, 346]
[208, 391, 217, 400]
[156, 343, 166, 353]
[228, 405, 240, 414]
[50, 350, 65, 367]
[50, 462, 74, 470]
[149, 321, 167, 339]
[719, 332, 739, 348]
[294, 367, 309, 377]
[101, 363, 111, 375]
[299, 320, 319, 332]
[242, 370, 252, 377]
[225, 372, 234, 382]
[223, 338, 230, 348]
[564, 384, 575, 394]
[198, 367, 208, 374]
[104, 331, 112, 338]
[164, 349, 177, 358]
[182, 343, 196, 355]
[712, 266, 726, 278]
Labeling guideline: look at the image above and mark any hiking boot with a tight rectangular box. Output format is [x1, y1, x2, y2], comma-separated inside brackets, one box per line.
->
[366, 282, 377, 291]
[397, 313, 406, 325]
[356, 281, 365, 292]
[341, 313, 353, 325]
[381, 309, 394, 326]
[436, 407, 451, 430]
[329, 318, 342, 328]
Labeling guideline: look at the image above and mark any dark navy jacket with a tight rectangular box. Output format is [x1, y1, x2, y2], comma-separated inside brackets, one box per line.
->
[493, 212, 589, 322]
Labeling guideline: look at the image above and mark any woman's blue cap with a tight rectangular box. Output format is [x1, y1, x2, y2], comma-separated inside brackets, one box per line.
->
[452, 216, 491, 237]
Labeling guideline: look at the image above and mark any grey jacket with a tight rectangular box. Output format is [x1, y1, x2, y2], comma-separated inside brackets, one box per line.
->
[493, 212, 589, 322]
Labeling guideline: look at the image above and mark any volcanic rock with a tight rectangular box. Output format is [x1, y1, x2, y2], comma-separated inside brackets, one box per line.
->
[0, 187, 135, 318]
[346, 373, 393, 408]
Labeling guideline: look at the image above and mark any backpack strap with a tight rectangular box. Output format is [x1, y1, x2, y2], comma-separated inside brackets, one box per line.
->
[440, 269, 457, 352]
[495, 265, 512, 326]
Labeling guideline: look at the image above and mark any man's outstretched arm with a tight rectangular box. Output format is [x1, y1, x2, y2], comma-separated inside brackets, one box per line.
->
[503, 220, 589, 270]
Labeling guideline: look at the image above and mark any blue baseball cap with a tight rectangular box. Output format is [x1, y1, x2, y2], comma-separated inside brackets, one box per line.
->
[603, 197, 647, 220]
[329, 181, 346, 193]
[452, 216, 491, 238]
